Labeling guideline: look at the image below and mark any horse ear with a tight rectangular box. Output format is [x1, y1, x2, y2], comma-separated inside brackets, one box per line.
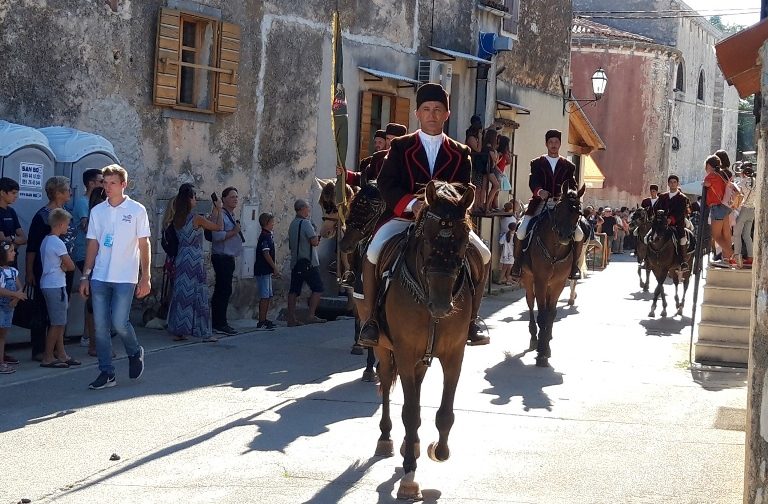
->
[459, 184, 475, 210]
[425, 180, 438, 206]
[577, 184, 586, 198]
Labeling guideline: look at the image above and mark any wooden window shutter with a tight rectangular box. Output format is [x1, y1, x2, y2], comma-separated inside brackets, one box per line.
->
[215, 21, 241, 114]
[154, 8, 182, 107]
[358, 91, 373, 159]
[393, 97, 411, 130]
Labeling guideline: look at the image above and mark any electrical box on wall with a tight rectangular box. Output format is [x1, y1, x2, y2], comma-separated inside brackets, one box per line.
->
[241, 204, 260, 247]
[239, 247, 255, 279]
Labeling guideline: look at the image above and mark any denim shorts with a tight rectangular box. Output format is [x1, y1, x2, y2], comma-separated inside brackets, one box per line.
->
[289, 266, 324, 295]
[256, 274, 273, 299]
[42, 287, 69, 326]
[709, 203, 731, 221]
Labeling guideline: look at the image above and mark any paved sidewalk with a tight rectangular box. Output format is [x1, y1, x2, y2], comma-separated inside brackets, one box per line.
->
[0, 255, 746, 503]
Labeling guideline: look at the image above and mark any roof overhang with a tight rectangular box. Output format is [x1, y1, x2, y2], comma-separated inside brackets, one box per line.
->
[358, 66, 420, 89]
[428, 46, 492, 67]
[567, 103, 606, 155]
[583, 155, 605, 189]
[496, 99, 531, 115]
[715, 17, 768, 99]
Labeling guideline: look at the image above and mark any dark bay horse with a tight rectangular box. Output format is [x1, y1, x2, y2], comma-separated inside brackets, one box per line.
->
[371, 181, 479, 500]
[645, 210, 692, 318]
[521, 184, 585, 367]
[630, 207, 652, 292]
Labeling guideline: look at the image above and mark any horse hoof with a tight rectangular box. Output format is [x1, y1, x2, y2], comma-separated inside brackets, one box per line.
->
[661, 311, 667, 318]
[397, 473, 422, 501]
[643, 288, 649, 293]
[375, 439, 394, 457]
[535, 356, 549, 367]
[567, 300, 574, 306]
[427, 441, 449, 462]
[648, 311, 655, 318]
[400, 440, 420, 459]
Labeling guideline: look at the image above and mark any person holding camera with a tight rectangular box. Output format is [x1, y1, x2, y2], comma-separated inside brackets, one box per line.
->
[210, 186, 244, 336]
[286, 199, 324, 326]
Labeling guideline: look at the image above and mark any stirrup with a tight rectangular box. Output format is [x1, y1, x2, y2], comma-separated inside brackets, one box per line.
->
[568, 267, 581, 280]
[467, 319, 490, 346]
[358, 319, 380, 347]
[340, 270, 355, 289]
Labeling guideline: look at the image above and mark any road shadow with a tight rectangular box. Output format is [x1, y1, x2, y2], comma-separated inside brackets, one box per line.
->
[627, 290, 654, 301]
[639, 315, 693, 337]
[482, 351, 564, 411]
[691, 368, 748, 391]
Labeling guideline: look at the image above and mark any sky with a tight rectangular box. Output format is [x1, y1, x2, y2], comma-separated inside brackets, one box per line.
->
[684, 0, 761, 27]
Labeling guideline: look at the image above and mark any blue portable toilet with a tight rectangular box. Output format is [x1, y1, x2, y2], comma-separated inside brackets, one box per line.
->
[39, 126, 119, 204]
[38, 127, 119, 339]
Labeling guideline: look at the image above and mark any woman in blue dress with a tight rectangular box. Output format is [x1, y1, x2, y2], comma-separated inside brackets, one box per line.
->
[167, 184, 223, 342]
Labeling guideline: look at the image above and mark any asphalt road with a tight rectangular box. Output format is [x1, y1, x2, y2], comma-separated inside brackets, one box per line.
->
[1, 254, 747, 503]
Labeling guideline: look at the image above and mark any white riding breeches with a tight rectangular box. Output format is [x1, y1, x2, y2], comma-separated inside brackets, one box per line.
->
[516, 211, 584, 242]
[366, 218, 491, 265]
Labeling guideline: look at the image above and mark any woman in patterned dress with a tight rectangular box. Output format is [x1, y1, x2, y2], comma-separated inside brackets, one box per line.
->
[167, 184, 223, 342]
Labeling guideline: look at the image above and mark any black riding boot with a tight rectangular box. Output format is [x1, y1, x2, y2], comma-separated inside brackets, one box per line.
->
[569, 239, 584, 280]
[357, 259, 380, 347]
[508, 236, 523, 281]
[677, 244, 689, 272]
[467, 263, 490, 346]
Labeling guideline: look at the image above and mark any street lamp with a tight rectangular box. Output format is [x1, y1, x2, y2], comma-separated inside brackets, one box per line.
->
[561, 67, 608, 114]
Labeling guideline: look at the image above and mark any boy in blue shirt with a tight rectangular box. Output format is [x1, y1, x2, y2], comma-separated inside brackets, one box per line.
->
[255, 212, 280, 329]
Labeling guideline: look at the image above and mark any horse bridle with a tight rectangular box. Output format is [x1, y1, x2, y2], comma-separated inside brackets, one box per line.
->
[347, 193, 386, 238]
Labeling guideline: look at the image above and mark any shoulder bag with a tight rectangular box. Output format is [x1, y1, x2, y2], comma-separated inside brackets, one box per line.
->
[292, 220, 312, 275]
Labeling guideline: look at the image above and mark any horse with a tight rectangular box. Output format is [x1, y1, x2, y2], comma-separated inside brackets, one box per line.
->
[645, 209, 692, 318]
[315, 178, 355, 279]
[520, 183, 585, 367]
[370, 180, 479, 500]
[630, 207, 652, 292]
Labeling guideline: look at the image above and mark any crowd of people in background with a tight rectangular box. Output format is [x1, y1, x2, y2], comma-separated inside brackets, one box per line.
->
[465, 115, 513, 215]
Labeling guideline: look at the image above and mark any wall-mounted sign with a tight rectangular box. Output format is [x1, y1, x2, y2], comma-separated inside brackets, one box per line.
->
[20, 162, 44, 188]
[671, 136, 680, 151]
[18, 190, 43, 200]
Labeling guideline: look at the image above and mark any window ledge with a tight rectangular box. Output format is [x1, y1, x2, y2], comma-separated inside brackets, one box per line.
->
[162, 108, 215, 123]
[477, 2, 513, 19]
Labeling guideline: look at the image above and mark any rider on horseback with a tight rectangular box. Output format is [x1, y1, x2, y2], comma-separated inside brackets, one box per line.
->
[343, 123, 408, 187]
[509, 129, 585, 281]
[646, 174, 691, 272]
[356, 83, 492, 348]
[632, 184, 660, 238]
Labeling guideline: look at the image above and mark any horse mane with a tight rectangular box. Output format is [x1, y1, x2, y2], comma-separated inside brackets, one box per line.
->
[317, 178, 354, 214]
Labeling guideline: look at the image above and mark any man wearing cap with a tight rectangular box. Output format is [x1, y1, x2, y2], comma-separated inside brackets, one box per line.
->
[509, 129, 584, 281]
[640, 184, 661, 212]
[343, 123, 408, 187]
[652, 174, 691, 271]
[356, 83, 492, 348]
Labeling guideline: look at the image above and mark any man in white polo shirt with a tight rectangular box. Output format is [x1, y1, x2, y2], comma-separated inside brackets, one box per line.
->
[79, 164, 151, 390]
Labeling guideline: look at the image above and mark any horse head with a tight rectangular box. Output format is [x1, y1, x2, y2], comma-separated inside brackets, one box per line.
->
[315, 177, 354, 238]
[339, 182, 385, 253]
[631, 207, 649, 226]
[651, 209, 670, 237]
[416, 180, 475, 318]
[551, 183, 585, 245]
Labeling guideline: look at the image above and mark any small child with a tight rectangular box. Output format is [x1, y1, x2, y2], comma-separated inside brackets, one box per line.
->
[0, 243, 26, 374]
[499, 222, 516, 284]
[255, 212, 280, 330]
[39, 208, 77, 368]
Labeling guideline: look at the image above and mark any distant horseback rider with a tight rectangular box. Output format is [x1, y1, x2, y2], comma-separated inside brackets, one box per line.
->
[640, 184, 661, 212]
[343, 123, 408, 187]
[509, 129, 585, 281]
[648, 174, 691, 271]
[356, 83, 492, 348]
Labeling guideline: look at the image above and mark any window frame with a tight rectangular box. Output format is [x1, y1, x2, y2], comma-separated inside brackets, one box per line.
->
[500, 0, 520, 39]
[674, 61, 685, 92]
[175, 12, 220, 114]
[697, 69, 705, 102]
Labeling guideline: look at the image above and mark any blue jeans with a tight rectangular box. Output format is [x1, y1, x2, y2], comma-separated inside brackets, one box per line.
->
[91, 279, 140, 374]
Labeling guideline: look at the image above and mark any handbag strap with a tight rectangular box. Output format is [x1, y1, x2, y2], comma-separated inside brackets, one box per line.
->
[293, 219, 309, 262]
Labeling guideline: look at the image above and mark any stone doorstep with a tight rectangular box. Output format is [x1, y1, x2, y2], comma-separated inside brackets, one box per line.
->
[703, 285, 752, 305]
[697, 321, 750, 345]
[694, 338, 749, 366]
[704, 267, 754, 289]
[700, 303, 752, 326]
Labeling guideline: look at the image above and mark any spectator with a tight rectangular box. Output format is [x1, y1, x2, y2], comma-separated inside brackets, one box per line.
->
[210, 186, 244, 336]
[0, 177, 27, 253]
[479, 128, 500, 213]
[733, 164, 756, 268]
[79, 164, 151, 390]
[613, 208, 628, 254]
[84, 187, 107, 356]
[599, 207, 617, 261]
[39, 208, 78, 369]
[167, 184, 224, 342]
[492, 135, 512, 210]
[703, 154, 733, 266]
[26, 176, 73, 362]
[72, 168, 104, 351]
[466, 116, 485, 210]
[286, 199, 325, 326]
[255, 212, 280, 330]
[465, 115, 482, 152]
[499, 222, 516, 285]
[0, 243, 26, 374]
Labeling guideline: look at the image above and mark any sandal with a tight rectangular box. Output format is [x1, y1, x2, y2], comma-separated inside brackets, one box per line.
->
[40, 360, 69, 369]
[0, 362, 16, 374]
[64, 358, 82, 366]
[3, 353, 19, 365]
[202, 336, 219, 343]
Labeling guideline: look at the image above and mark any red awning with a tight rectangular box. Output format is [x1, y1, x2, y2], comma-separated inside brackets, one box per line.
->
[715, 18, 768, 98]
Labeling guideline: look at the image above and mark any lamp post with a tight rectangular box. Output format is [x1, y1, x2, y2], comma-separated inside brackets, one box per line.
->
[561, 67, 608, 115]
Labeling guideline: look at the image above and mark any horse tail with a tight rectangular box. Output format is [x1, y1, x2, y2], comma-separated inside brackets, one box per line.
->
[377, 350, 398, 396]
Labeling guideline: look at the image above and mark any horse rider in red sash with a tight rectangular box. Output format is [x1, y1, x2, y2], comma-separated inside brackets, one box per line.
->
[356, 83, 492, 348]
[509, 129, 585, 281]
[649, 174, 691, 272]
[343, 123, 408, 187]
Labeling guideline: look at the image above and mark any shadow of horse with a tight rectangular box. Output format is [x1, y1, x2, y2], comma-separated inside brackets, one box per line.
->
[482, 352, 564, 412]
[639, 316, 692, 337]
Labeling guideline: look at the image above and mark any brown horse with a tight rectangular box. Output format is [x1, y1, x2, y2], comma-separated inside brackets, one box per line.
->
[371, 180, 479, 500]
[630, 207, 652, 292]
[521, 184, 585, 367]
[645, 210, 692, 318]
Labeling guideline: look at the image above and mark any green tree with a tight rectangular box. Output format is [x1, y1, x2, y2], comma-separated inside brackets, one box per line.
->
[709, 16, 745, 35]
[737, 96, 756, 158]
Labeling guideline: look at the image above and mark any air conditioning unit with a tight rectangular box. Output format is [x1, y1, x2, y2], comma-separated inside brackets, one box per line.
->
[418, 60, 453, 95]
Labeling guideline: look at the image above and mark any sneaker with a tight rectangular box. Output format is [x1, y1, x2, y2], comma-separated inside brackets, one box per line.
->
[128, 346, 145, 380]
[0, 362, 16, 374]
[213, 325, 238, 336]
[80, 336, 90, 347]
[256, 320, 276, 330]
[89, 372, 116, 390]
[3, 353, 19, 365]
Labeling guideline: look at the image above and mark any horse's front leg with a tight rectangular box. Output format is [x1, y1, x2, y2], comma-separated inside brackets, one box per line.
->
[649, 278, 663, 318]
[397, 365, 426, 501]
[525, 283, 537, 351]
[644, 267, 651, 293]
[373, 348, 394, 457]
[568, 279, 577, 306]
[428, 350, 464, 463]
[677, 274, 691, 317]
[660, 280, 668, 318]
[637, 263, 645, 290]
